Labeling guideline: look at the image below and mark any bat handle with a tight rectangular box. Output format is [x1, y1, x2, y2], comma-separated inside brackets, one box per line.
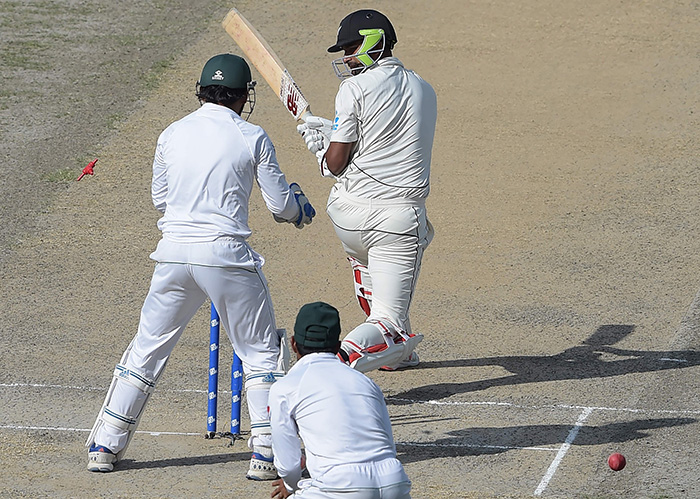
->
[298, 109, 314, 122]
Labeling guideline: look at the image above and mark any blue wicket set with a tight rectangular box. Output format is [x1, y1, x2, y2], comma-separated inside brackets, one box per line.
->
[207, 303, 243, 439]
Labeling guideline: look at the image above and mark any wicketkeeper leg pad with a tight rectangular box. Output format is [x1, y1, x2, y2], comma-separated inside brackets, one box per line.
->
[86, 364, 157, 460]
[244, 370, 284, 441]
[341, 320, 424, 373]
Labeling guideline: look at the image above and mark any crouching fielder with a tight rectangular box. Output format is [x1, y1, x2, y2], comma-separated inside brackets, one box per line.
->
[270, 302, 411, 498]
[86, 54, 315, 479]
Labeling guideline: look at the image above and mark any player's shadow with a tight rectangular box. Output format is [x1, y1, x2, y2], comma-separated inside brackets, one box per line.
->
[396, 416, 697, 464]
[389, 324, 700, 402]
[116, 450, 250, 471]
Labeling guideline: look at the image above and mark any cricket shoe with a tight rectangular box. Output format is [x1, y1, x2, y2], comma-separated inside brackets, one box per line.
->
[379, 351, 420, 371]
[246, 446, 278, 481]
[87, 444, 117, 472]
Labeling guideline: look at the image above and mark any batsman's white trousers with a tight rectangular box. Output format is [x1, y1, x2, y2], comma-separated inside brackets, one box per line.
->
[327, 186, 433, 338]
[93, 262, 281, 453]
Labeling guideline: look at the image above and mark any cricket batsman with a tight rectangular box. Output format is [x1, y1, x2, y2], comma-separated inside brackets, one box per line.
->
[297, 10, 437, 372]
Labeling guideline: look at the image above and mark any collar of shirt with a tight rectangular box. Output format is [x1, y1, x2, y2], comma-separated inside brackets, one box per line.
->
[290, 352, 340, 371]
[374, 56, 404, 70]
[199, 101, 240, 118]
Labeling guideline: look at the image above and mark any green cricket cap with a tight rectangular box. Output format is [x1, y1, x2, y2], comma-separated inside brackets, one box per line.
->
[198, 53, 251, 89]
[294, 302, 341, 349]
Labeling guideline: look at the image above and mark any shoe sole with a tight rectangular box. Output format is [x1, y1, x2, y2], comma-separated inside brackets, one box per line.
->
[87, 463, 114, 472]
[379, 359, 420, 371]
[87, 451, 117, 472]
[246, 473, 278, 481]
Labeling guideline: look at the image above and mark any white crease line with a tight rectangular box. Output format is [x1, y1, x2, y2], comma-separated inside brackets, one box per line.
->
[397, 441, 559, 452]
[0, 424, 201, 436]
[534, 407, 593, 496]
[4, 382, 700, 415]
[0, 382, 209, 394]
[0, 423, 558, 452]
[387, 397, 700, 415]
[659, 358, 689, 363]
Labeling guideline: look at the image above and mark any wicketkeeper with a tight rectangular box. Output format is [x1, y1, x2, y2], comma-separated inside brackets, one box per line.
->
[86, 53, 315, 480]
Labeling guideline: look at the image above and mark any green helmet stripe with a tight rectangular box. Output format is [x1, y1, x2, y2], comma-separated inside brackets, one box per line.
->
[356, 28, 384, 67]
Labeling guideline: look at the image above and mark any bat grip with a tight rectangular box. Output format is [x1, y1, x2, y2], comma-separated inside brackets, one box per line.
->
[298, 109, 314, 122]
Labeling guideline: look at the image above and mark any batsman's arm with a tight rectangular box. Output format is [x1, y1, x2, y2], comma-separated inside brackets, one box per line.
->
[323, 141, 355, 176]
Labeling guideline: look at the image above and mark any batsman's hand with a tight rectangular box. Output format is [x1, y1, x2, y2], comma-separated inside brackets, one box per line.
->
[297, 115, 332, 156]
[290, 182, 316, 229]
[301, 115, 332, 136]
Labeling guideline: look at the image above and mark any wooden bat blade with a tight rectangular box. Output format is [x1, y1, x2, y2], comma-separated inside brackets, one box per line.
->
[222, 8, 310, 121]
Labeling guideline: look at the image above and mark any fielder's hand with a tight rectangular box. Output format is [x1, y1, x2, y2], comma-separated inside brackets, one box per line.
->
[290, 182, 316, 229]
[271, 478, 291, 499]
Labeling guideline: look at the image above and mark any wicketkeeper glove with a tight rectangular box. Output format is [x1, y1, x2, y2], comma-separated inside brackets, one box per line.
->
[290, 183, 316, 229]
[273, 183, 316, 229]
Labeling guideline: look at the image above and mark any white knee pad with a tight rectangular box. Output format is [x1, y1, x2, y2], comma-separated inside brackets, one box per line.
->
[348, 256, 372, 316]
[244, 371, 284, 438]
[86, 364, 157, 460]
[341, 320, 424, 373]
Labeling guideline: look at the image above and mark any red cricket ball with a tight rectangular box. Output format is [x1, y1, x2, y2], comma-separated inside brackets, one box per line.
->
[608, 452, 626, 471]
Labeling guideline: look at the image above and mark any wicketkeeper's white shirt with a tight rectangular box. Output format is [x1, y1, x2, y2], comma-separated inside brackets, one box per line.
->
[150, 102, 299, 266]
[269, 352, 410, 493]
[330, 57, 437, 201]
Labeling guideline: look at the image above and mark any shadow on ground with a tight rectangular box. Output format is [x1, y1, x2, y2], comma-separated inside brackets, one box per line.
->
[396, 417, 697, 464]
[114, 450, 250, 471]
[389, 325, 699, 402]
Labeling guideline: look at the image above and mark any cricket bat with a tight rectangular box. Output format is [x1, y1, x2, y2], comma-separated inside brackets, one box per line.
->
[222, 8, 312, 122]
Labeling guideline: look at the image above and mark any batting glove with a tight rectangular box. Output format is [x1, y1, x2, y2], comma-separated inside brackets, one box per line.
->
[297, 115, 332, 156]
[302, 129, 328, 155]
[302, 115, 332, 136]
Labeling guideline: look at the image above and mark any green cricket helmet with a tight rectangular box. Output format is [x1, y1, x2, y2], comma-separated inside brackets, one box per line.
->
[198, 53, 252, 89]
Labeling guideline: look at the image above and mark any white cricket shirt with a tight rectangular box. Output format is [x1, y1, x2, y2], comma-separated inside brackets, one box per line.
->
[269, 353, 408, 492]
[149, 103, 298, 267]
[330, 57, 437, 200]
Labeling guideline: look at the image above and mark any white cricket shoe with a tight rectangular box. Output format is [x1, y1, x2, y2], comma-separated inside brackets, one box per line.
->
[246, 445, 278, 481]
[379, 351, 420, 371]
[87, 444, 117, 472]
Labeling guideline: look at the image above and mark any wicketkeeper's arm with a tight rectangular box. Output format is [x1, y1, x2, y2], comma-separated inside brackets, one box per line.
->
[151, 134, 169, 213]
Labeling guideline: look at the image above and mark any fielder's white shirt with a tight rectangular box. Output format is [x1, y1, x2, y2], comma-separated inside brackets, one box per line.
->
[269, 353, 409, 492]
[330, 57, 437, 200]
[149, 103, 299, 267]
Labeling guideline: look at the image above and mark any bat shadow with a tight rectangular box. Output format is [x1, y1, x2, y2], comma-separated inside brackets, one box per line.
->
[396, 416, 697, 464]
[389, 325, 700, 402]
